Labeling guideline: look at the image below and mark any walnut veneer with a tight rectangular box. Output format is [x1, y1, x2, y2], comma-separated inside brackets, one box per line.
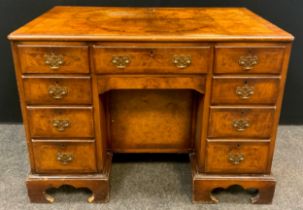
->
[8, 6, 294, 204]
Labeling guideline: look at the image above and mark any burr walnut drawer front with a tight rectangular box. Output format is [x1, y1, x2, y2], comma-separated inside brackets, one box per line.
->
[17, 43, 89, 74]
[208, 107, 275, 139]
[211, 77, 280, 105]
[32, 141, 97, 173]
[23, 76, 92, 105]
[27, 107, 94, 138]
[205, 141, 269, 174]
[93, 44, 211, 74]
[214, 44, 286, 74]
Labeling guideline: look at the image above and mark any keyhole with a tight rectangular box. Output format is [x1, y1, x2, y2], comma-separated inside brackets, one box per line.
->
[55, 109, 64, 115]
[149, 50, 155, 58]
[244, 80, 248, 84]
[248, 49, 254, 54]
[58, 143, 67, 149]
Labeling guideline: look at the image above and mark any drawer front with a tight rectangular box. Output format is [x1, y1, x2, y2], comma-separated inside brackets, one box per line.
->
[211, 77, 280, 105]
[205, 142, 269, 173]
[17, 44, 89, 74]
[208, 107, 275, 138]
[93, 45, 211, 74]
[215, 45, 285, 74]
[32, 141, 96, 173]
[28, 107, 94, 138]
[23, 76, 92, 105]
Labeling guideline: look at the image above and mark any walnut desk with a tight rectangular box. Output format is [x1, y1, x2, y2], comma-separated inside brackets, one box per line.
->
[8, 6, 294, 204]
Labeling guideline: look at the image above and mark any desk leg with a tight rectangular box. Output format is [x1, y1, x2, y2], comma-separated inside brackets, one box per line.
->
[26, 153, 112, 203]
[190, 154, 276, 204]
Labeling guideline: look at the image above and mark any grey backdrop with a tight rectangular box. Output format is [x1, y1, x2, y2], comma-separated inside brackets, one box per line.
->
[1, 0, 302, 124]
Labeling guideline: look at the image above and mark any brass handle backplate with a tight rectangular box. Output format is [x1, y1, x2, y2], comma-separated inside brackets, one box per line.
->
[52, 119, 70, 132]
[233, 119, 250, 132]
[228, 153, 245, 165]
[172, 55, 192, 69]
[48, 83, 68, 99]
[112, 56, 131, 69]
[238, 54, 258, 71]
[44, 52, 64, 70]
[57, 152, 73, 164]
[235, 84, 255, 99]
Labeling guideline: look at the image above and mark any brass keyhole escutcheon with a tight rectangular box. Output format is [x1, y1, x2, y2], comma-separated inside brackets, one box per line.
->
[44, 52, 64, 70]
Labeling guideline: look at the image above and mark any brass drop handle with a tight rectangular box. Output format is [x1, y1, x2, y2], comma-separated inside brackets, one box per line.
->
[235, 83, 254, 99]
[228, 153, 245, 165]
[232, 119, 250, 132]
[57, 152, 73, 164]
[112, 56, 131, 69]
[172, 55, 192, 69]
[48, 83, 68, 99]
[52, 119, 70, 132]
[238, 54, 258, 71]
[44, 52, 64, 70]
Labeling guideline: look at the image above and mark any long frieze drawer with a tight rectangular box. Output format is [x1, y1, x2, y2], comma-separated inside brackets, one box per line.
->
[32, 140, 97, 173]
[27, 106, 94, 138]
[93, 44, 211, 74]
[214, 44, 286, 74]
[17, 43, 89, 74]
[211, 77, 280, 105]
[205, 141, 269, 174]
[23, 76, 92, 105]
[208, 107, 275, 139]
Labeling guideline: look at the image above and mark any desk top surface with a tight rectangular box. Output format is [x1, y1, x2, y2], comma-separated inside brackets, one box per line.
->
[8, 6, 293, 42]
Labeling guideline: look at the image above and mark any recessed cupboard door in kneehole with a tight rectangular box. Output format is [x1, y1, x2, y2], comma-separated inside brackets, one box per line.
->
[103, 89, 200, 153]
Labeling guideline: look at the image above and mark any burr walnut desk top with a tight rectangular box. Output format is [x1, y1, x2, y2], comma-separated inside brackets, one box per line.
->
[8, 6, 293, 204]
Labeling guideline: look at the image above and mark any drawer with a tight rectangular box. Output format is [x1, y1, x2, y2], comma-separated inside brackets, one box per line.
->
[211, 77, 280, 105]
[23, 76, 92, 105]
[215, 44, 286, 74]
[93, 44, 211, 74]
[205, 141, 269, 173]
[32, 141, 96, 173]
[27, 107, 94, 138]
[208, 107, 275, 139]
[17, 43, 89, 74]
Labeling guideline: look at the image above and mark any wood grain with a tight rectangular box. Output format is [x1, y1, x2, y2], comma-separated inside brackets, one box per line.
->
[211, 76, 280, 105]
[8, 7, 293, 42]
[26, 153, 112, 203]
[208, 107, 275, 139]
[17, 43, 89, 74]
[8, 6, 294, 204]
[205, 141, 269, 173]
[97, 75, 206, 94]
[191, 154, 276, 204]
[93, 43, 211, 74]
[23, 76, 92, 105]
[32, 140, 97, 173]
[107, 90, 195, 153]
[214, 44, 286, 74]
[27, 106, 94, 138]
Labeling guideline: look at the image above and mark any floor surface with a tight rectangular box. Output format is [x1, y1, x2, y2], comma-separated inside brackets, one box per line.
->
[0, 124, 302, 210]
